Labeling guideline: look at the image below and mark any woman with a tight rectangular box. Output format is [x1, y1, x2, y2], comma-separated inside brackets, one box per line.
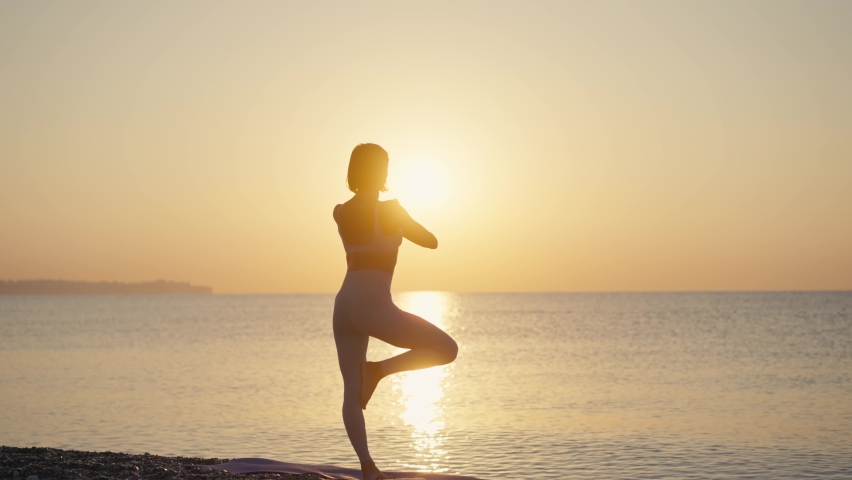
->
[333, 143, 459, 480]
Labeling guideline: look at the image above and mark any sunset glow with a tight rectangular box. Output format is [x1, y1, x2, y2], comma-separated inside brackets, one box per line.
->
[2, 3, 851, 480]
[389, 158, 452, 211]
[0, 2, 850, 293]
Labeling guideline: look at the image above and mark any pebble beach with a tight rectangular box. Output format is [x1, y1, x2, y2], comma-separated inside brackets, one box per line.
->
[0, 447, 325, 480]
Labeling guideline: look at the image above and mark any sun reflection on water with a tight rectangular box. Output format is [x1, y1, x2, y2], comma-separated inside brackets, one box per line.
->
[392, 291, 453, 473]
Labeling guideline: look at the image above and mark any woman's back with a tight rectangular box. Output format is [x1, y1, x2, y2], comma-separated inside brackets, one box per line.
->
[334, 199, 402, 254]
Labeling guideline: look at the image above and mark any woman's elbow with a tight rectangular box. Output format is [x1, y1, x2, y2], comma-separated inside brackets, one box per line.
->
[428, 235, 438, 249]
[408, 231, 438, 249]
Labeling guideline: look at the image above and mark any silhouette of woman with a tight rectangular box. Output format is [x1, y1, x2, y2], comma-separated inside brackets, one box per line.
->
[333, 144, 458, 480]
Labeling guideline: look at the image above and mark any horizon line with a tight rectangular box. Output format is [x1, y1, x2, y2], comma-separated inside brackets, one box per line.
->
[204, 288, 852, 295]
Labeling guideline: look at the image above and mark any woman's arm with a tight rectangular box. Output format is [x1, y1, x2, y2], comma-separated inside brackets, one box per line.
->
[384, 200, 438, 249]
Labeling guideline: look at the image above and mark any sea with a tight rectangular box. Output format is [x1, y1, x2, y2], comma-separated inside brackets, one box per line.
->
[1, 292, 851, 479]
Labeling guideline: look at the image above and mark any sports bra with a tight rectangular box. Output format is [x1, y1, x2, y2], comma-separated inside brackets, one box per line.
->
[334, 202, 403, 254]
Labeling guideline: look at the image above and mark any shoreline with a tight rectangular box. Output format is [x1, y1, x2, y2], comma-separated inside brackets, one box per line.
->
[0, 447, 325, 480]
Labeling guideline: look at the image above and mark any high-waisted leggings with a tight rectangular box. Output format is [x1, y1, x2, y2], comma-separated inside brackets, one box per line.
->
[333, 269, 458, 463]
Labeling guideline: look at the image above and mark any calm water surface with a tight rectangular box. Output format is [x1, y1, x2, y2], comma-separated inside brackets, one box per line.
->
[1, 292, 851, 479]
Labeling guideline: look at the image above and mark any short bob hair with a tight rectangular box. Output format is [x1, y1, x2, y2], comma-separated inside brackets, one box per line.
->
[347, 143, 389, 193]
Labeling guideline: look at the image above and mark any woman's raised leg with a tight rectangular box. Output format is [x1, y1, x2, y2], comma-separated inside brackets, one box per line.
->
[355, 305, 458, 409]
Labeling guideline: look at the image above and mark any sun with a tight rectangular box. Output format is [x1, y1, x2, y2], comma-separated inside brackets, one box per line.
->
[389, 158, 451, 210]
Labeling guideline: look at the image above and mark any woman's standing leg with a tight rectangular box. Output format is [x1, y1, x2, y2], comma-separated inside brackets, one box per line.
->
[334, 331, 371, 461]
[334, 293, 393, 480]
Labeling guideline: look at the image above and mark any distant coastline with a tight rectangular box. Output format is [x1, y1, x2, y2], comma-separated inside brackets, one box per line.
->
[0, 279, 213, 295]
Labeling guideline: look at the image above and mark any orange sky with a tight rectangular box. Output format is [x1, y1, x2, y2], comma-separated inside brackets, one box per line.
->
[1, 1, 850, 293]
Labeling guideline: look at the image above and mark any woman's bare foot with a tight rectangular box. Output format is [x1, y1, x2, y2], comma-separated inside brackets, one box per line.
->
[361, 459, 393, 480]
[360, 361, 384, 410]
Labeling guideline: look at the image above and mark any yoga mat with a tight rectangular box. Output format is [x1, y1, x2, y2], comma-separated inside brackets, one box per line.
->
[192, 458, 483, 480]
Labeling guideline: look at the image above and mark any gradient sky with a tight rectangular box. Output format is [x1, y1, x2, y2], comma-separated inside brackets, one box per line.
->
[1, 1, 850, 293]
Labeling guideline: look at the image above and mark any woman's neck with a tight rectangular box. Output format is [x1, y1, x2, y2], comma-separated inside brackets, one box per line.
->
[354, 190, 380, 202]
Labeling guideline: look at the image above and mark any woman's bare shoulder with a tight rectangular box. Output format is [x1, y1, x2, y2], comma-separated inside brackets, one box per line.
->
[379, 198, 408, 212]
[380, 199, 415, 233]
[378, 199, 406, 218]
[336, 198, 360, 215]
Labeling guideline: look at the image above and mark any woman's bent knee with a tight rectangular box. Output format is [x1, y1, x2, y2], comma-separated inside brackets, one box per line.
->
[441, 337, 458, 364]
